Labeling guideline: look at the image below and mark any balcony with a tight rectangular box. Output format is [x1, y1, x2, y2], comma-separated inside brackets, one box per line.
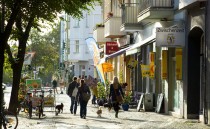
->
[93, 25, 110, 45]
[104, 17, 126, 38]
[179, 0, 206, 10]
[121, 3, 143, 32]
[137, 0, 174, 24]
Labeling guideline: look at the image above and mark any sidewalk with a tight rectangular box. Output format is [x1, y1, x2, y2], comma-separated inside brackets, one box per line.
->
[17, 89, 210, 129]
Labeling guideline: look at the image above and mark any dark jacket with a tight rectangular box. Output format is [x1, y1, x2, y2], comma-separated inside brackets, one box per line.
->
[78, 84, 90, 101]
[52, 80, 57, 87]
[67, 81, 79, 97]
[109, 84, 124, 102]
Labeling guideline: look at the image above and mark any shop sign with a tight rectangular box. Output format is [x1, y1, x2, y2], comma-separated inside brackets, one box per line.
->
[105, 42, 119, 55]
[156, 27, 185, 47]
[102, 62, 114, 72]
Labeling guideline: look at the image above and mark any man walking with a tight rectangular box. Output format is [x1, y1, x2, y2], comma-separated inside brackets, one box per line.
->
[67, 76, 79, 115]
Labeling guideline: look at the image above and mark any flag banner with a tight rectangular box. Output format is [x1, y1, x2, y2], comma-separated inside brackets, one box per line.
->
[127, 58, 138, 69]
[96, 64, 106, 85]
[141, 65, 150, 77]
[85, 37, 100, 66]
[176, 48, 182, 80]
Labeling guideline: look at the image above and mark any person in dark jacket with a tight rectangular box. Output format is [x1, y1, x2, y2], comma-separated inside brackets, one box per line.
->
[52, 79, 58, 94]
[68, 76, 79, 115]
[78, 79, 90, 119]
[109, 76, 124, 118]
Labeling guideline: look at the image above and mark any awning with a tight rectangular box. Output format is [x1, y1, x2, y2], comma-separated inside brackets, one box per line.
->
[106, 46, 132, 60]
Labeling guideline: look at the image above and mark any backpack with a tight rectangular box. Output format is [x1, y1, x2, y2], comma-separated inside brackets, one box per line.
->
[72, 87, 78, 97]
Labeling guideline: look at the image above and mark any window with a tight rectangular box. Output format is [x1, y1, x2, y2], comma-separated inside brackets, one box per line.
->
[75, 40, 79, 53]
[86, 14, 89, 28]
[74, 19, 80, 28]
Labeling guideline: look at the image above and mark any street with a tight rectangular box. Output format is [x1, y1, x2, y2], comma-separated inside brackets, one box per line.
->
[4, 88, 210, 129]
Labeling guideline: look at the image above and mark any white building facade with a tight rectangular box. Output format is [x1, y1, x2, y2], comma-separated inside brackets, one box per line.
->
[60, 3, 102, 80]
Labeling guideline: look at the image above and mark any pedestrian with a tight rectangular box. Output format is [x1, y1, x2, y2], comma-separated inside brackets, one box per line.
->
[59, 77, 65, 94]
[52, 78, 58, 94]
[109, 76, 124, 118]
[78, 79, 91, 119]
[77, 75, 81, 85]
[67, 76, 79, 115]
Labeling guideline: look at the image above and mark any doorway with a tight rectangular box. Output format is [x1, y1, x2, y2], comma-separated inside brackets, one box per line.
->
[187, 27, 204, 119]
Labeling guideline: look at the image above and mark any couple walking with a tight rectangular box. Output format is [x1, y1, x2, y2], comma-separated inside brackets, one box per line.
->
[67, 76, 90, 119]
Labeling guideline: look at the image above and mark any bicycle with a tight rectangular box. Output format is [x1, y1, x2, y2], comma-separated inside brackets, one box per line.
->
[0, 103, 18, 129]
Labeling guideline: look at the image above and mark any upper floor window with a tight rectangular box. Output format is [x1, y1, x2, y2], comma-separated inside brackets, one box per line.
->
[75, 40, 79, 53]
[74, 19, 80, 28]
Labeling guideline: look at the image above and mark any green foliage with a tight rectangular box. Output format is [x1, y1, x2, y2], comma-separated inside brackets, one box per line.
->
[97, 82, 106, 99]
[123, 91, 132, 104]
[119, 70, 123, 84]
[105, 79, 110, 98]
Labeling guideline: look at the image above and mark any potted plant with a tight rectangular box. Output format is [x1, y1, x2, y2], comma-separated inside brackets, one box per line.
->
[122, 91, 132, 111]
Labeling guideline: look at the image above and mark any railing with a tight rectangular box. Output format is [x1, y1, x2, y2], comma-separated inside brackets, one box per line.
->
[122, 3, 140, 24]
[139, 0, 174, 12]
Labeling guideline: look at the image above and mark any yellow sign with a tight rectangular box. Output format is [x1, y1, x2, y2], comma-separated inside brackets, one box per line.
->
[102, 62, 114, 72]
[141, 65, 150, 77]
[127, 58, 138, 69]
[162, 50, 168, 79]
[176, 48, 182, 80]
[150, 62, 155, 78]
[149, 52, 155, 62]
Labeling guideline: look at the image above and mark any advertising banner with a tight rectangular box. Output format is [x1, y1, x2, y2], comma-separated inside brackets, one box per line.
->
[127, 58, 138, 69]
[156, 27, 185, 47]
[140, 65, 150, 77]
[105, 42, 119, 55]
[23, 52, 35, 65]
[26, 79, 42, 90]
[162, 50, 168, 79]
[102, 62, 114, 72]
[176, 48, 182, 80]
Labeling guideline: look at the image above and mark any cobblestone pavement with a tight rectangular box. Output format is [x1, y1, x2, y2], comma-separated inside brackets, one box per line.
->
[4, 88, 210, 129]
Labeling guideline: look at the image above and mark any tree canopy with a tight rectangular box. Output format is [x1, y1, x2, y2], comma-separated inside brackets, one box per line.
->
[0, 0, 101, 114]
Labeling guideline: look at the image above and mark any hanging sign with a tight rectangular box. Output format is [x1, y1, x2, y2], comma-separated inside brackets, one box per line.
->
[156, 27, 185, 47]
[105, 42, 119, 55]
[127, 58, 138, 69]
[140, 65, 150, 77]
[102, 62, 114, 72]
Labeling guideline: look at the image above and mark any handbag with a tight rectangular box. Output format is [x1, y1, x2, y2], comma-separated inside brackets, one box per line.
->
[82, 92, 91, 102]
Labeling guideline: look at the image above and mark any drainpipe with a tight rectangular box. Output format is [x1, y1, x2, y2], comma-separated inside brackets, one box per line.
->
[205, 0, 209, 124]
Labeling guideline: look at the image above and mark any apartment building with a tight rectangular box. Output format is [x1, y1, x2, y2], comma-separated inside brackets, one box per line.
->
[60, 3, 103, 81]
[94, 0, 210, 124]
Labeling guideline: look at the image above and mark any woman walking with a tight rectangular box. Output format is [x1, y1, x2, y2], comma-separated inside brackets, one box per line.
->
[78, 79, 91, 119]
[109, 76, 124, 118]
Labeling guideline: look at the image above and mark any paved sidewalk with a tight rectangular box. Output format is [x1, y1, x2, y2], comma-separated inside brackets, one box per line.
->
[16, 89, 210, 129]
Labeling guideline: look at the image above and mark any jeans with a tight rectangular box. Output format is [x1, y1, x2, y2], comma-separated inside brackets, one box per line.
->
[70, 96, 77, 114]
[80, 100, 88, 118]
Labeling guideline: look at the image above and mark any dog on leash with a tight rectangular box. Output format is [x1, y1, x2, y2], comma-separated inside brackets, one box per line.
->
[55, 103, 64, 115]
[96, 106, 102, 117]
[103, 102, 112, 112]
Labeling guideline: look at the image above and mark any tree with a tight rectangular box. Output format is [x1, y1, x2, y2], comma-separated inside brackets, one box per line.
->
[28, 23, 60, 83]
[0, 0, 101, 114]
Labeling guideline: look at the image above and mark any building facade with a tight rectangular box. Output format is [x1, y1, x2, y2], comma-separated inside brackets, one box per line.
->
[93, 0, 210, 125]
[60, 3, 103, 81]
